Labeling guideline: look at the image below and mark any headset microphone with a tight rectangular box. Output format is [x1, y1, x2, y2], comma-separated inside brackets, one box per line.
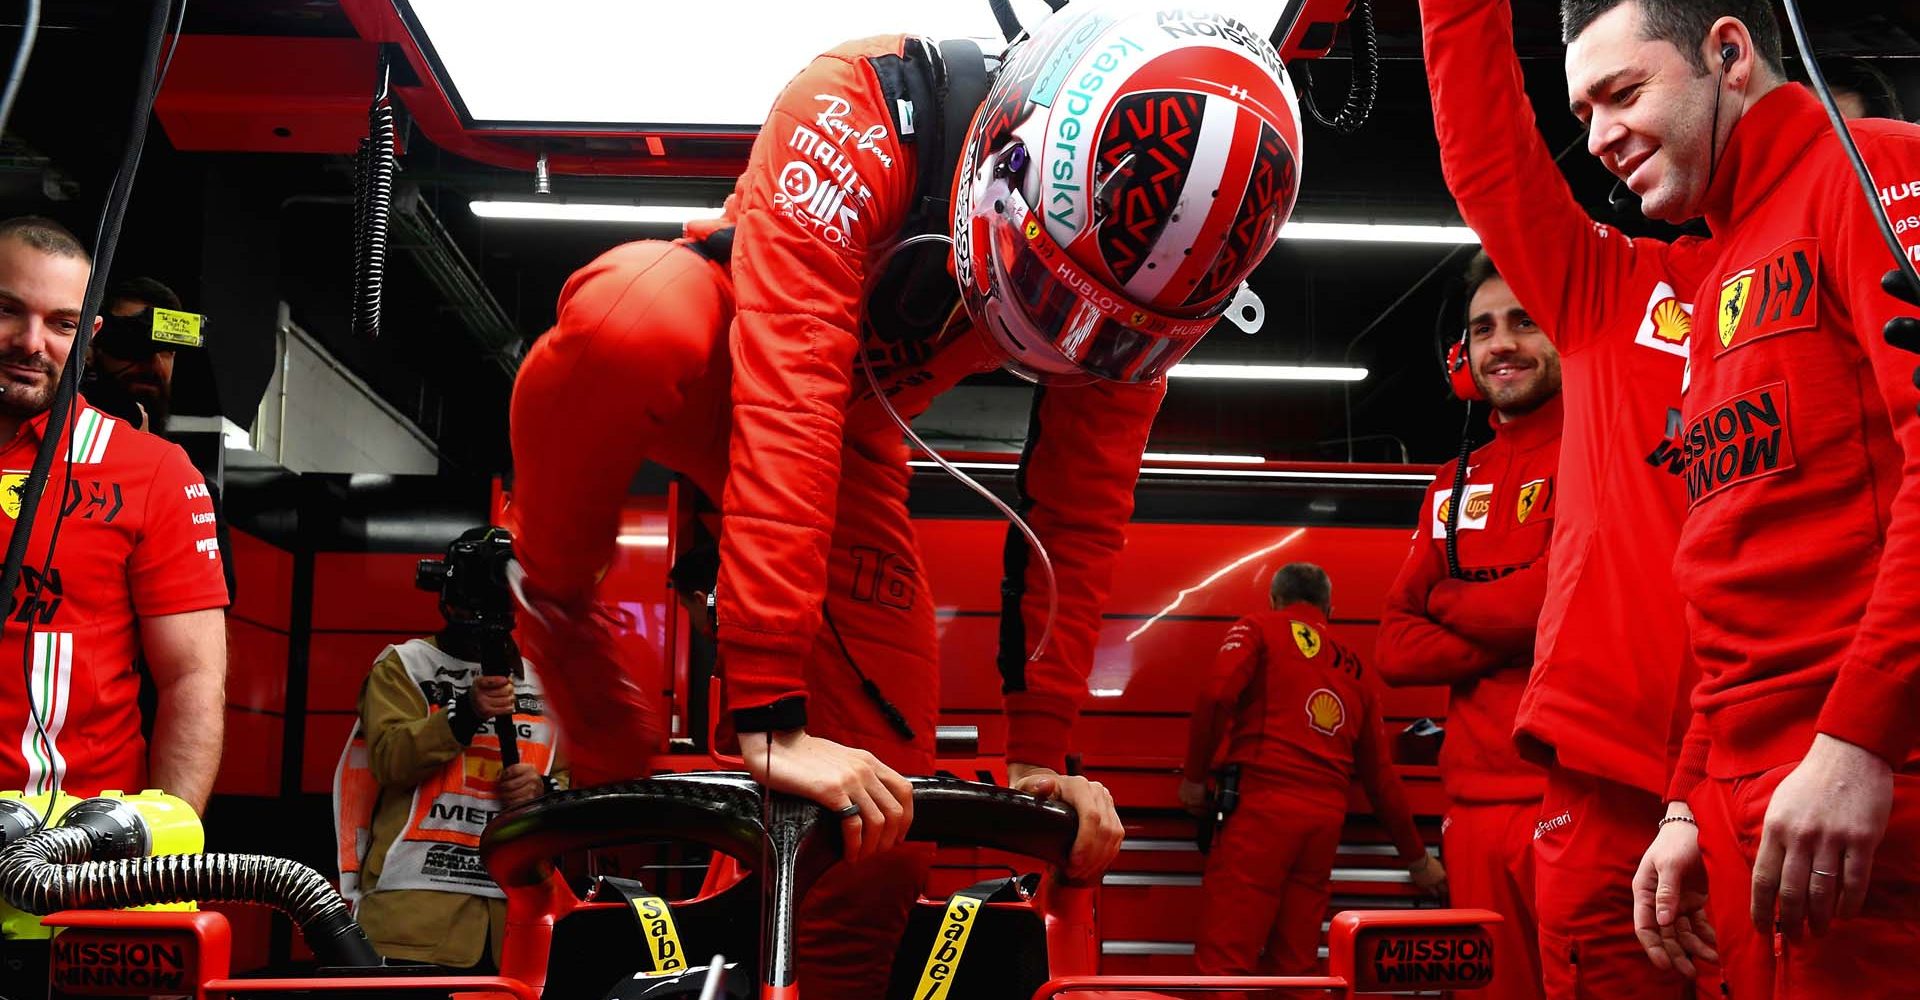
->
[1607, 178, 1638, 217]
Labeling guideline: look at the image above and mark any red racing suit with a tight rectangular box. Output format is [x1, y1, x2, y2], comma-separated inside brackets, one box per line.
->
[1421, 1, 1721, 993]
[1670, 84, 1920, 999]
[1376, 394, 1559, 1000]
[505, 35, 1163, 999]
[1185, 605, 1427, 979]
[0, 400, 229, 798]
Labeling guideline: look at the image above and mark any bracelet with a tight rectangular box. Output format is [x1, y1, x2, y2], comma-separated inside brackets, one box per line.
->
[1658, 814, 1697, 829]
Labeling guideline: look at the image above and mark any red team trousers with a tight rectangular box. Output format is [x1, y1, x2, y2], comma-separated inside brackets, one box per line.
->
[1533, 767, 1721, 998]
[1445, 800, 1545, 1000]
[507, 240, 939, 999]
[1692, 764, 1920, 999]
[1195, 778, 1346, 982]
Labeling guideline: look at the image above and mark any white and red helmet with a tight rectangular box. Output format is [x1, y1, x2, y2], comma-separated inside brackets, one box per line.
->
[952, 3, 1303, 383]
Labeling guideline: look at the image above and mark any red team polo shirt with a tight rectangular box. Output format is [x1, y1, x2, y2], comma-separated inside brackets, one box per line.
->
[0, 400, 228, 797]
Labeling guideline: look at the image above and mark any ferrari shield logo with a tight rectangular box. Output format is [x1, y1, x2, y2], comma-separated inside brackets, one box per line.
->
[0, 472, 27, 520]
[1517, 479, 1550, 523]
[1305, 688, 1346, 736]
[1719, 271, 1753, 348]
[1291, 620, 1322, 659]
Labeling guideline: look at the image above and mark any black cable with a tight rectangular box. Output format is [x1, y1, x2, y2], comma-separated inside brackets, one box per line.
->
[1339, 131, 1588, 460]
[1779, 0, 1920, 303]
[1444, 404, 1474, 580]
[0, 0, 39, 140]
[822, 605, 915, 741]
[1293, 0, 1377, 135]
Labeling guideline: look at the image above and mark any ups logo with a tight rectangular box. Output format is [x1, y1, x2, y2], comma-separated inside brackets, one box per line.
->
[1717, 237, 1818, 353]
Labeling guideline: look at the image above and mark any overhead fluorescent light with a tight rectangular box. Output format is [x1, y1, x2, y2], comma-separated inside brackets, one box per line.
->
[1144, 452, 1266, 464]
[904, 459, 1433, 484]
[469, 200, 1467, 257]
[617, 534, 669, 548]
[1137, 467, 1434, 482]
[399, 1, 1291, 127]
[1167, 363, 1368, 382]
[1280, 222, 1480, 245]
[470, 199, 715, 224]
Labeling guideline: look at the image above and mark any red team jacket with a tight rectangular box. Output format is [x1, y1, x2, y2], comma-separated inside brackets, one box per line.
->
[1186, 604, 1424, 860]
[1670, 87, 1920, 796]
[0, 402, 229, 796]
[1377, 396, 1561, 803]
[1423, 0, 1715, 797]
[688, 37, 1164, 769]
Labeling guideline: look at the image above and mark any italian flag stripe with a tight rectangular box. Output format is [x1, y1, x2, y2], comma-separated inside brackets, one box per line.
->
[19, 632, 70, 794]
[69, 408, 112, 464]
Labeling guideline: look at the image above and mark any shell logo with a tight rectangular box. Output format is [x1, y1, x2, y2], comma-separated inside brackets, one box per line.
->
[1650, 297, 1691, 344]
[1305, 687, 1347, 736]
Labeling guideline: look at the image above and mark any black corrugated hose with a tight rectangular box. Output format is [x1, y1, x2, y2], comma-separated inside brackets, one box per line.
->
[0, 826, 379, 967]
[351, 61, 396, 341]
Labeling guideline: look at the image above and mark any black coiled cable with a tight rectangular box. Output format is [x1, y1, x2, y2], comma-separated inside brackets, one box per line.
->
[1294, 0, 1377, 135]
[0, 826, 379, 967]
[1444, 404, 1473, 580]
[351, 65, 396, 341]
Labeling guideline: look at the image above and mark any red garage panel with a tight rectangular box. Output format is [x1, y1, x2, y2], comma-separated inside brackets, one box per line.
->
[227, 618, 290, 716]
[228, 530, 293, 632]
[303, 714, 359, 795]
[214, 711, 283, 798]
[1100, 953, 1199, 977]
[155, 36, 383, 155]
[307, 631, 420, 714]
[1101, 882, 1205, 940]
[311, 552, 442, 633]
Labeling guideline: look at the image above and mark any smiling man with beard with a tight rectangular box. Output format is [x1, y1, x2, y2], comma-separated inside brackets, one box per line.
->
[0, 216, 229, 814]
[1376, 251, 1563, 1000]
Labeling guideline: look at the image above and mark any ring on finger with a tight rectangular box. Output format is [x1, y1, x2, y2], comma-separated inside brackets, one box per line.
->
[835, 803, 861, 820]
[1811, 869, 1838, 878]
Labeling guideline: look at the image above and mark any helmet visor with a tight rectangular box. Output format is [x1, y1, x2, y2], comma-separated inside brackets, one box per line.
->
[989, 188, 1221, 384]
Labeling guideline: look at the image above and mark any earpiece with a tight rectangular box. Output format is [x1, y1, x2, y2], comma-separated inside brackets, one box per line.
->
[1721, 42, 1738, 70]
[1446, 332, 1483, 401]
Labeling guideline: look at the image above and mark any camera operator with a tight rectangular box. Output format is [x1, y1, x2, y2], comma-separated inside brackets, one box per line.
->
[332, 527, 566, 973]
